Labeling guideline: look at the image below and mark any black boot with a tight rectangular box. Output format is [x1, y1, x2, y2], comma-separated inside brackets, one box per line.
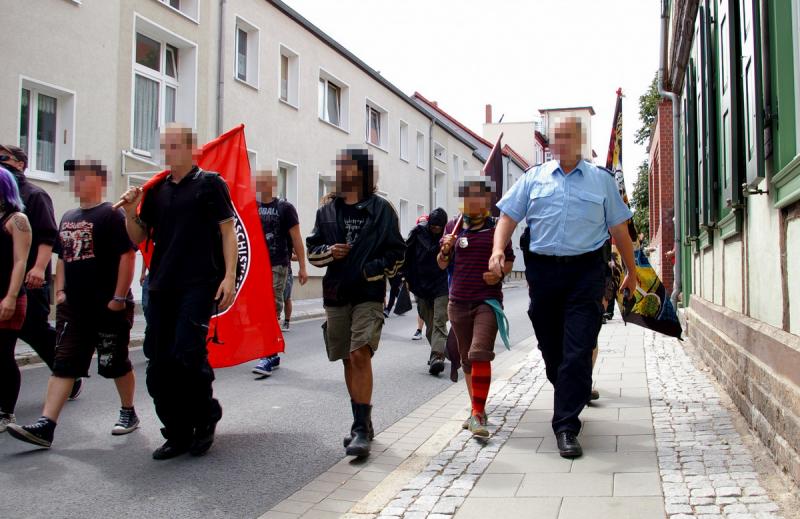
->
[343, 400, 374, 447]
[345, 403, 372, 457]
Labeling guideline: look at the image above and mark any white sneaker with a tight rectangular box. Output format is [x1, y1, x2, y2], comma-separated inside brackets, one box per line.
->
[0, 413, 16, 432]
[281, 321, 290, 332]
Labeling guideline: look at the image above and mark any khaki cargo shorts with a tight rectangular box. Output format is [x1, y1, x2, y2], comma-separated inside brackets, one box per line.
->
[323, 302, 384, 362]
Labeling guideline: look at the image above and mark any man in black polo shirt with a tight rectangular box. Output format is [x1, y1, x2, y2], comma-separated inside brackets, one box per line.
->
[0, 145, 82, 399]
[119, 124, 237, 460]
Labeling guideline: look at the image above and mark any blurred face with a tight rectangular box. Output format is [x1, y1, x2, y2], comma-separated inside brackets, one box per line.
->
[253, 170, 277, 199]
[0, 149, 24, 172]
[462, 186, 491, 217]
[336, 159, 362, 198]
[429, 224, 443, 235]
[70, 169, 105, 201]
[161, 126, 196, 166]
[550, 118, 583, 164]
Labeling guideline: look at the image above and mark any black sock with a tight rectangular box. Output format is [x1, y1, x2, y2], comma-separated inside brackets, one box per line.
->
[39, 416, 57, 431]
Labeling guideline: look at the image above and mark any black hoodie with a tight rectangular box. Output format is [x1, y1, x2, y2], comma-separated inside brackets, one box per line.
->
[403, 208, 449, 300]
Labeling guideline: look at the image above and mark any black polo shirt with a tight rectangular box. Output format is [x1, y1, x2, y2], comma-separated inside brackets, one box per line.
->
[139, 167, 235, 291]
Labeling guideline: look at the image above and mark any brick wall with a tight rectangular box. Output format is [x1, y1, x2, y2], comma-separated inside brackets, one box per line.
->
[648, 99, 676, 291]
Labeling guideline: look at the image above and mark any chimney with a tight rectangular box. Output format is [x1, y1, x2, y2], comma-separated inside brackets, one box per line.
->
[485, 104, 493, 124]
[432, 101, 438, 107]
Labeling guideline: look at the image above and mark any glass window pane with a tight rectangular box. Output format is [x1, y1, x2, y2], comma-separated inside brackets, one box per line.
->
[136, 33, 161, 71]
[168, 0, 180, 9]
[277, 166, 288, 199]
[165, 45, 178, 79]
[368, 108, 380, 145]
[165, 85, 176, 124]
[280, 54, 289, 101]
[36, 93, 57, 173]
[327, 82, 340, 126]
[237, 29, 247, 81]
[133, 74, 159, 152]
[19, 88, 30, 157]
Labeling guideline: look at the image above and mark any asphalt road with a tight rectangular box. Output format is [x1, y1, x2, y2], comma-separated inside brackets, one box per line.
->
[0, 285, 534, 519]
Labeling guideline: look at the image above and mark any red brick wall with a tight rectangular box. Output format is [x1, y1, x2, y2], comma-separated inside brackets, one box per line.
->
[647, 99, 675, 292]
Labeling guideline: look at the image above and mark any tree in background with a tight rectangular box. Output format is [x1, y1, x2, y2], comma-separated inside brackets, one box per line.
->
[632, 72, 659, 245]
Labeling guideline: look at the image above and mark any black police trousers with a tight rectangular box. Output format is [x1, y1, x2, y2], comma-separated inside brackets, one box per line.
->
[143, 284, 221, 443]
[526, 249, 605, 435]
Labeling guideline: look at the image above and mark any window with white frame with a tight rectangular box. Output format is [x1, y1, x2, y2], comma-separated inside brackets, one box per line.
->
[416, 131, 425, 169]
[157, 0, 199, 21]
[399, 121, 409, 161]
[399, 199, 409, 236]
[318, 70, 349, 130]
[235, 17, 259, 87]
[318, 173, 335, 203]
[365, 100, 388, 149]
[452, 154, 460, 180]
[247, 149, 257, 171]
[433, 141, 447, 163]
[279, 45, 299, 107]
[132, 17, 197, 155]
[434, 170, 446, 209]
[416, 204, 426, 220]
[277, 160, 298, 205]
[18, 79, 75, 178]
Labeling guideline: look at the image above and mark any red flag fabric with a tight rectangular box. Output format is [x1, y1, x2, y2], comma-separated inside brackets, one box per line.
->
[136, 125, 282, 367]
[482, 133, 504, 217]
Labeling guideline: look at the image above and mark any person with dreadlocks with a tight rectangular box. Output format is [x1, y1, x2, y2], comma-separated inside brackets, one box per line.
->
[306, 148, 406, 458]
[439, 177, 514, 438]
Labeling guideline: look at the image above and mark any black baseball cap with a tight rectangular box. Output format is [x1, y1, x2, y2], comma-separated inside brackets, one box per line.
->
[64, 159, 108, 178]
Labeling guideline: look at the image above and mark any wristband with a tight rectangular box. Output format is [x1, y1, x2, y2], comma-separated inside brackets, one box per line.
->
[56, 289, 65, 294]
[112, 296, 127, 303]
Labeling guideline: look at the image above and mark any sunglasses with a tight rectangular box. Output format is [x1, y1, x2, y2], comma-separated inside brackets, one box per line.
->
[0, 155, 12, 162]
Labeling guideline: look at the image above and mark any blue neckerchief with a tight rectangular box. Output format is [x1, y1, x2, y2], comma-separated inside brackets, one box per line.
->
[483, 299, 511, 350]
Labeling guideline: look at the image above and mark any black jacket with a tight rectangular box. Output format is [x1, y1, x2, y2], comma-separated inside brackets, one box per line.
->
[307, 195, 406, 306]
[10, 169, 58, 279]
[403, 223, 448, 300]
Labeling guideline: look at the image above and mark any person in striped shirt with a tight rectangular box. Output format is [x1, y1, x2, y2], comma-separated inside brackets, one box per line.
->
[438, 177, 514, 438]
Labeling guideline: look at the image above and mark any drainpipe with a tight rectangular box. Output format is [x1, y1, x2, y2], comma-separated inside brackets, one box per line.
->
[216, 0, 227, 135]
[658, 0, 683, 308]
[428, 117, 436, 213]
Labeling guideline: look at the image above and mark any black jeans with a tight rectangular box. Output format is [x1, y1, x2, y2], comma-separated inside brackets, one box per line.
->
[526, 251, 605, 434]
[0, 330, 21, 413]
[143, 284, 221, 443]
[18, 286, 56, 369]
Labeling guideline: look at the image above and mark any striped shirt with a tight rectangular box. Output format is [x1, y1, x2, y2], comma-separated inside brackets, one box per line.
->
[444, 217, 515, 304]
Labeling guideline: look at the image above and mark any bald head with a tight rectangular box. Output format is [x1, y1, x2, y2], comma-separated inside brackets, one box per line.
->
[550, 116, 585, 168]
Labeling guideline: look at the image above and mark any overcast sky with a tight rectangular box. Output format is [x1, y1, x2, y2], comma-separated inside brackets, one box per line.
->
[283, 0, 662, 191]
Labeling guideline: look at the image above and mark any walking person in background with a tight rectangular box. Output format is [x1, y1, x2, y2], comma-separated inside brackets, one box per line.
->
[489, 117, 637, 458]
[307, 148, 405, 457]
[0, 145, 82, 400]
[0, 166, 32, 433]
[7, 160, 138, 449]
[281, 250, 296, 332]
[118, 124, 237, 460]
[439, 178, 514, 438]
[251, 170, 308, 377]
[410, 213, 429, 341]
[383, 273, 403, 317]
[404, 207, 449, 375]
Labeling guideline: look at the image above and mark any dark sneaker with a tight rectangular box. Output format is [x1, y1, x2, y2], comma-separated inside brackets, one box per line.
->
[412, 329, 423, 341]
[556, 431, 583, 458]
[152, 440, 191, 460]
[0, 412, 15, 432]
[269, 355, 281, 370]
[428, 353, 446, 376]
[589, 389, 600, 403]
[7, 417, 55, 448]
[281, 321, 290, 332]
[112, 408, 140, 435]
[252, 358, 273, 376]
[190, 405, 223, 457]
[68, 378, 83, 401]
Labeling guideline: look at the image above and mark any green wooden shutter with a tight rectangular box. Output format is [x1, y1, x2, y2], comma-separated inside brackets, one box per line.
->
[717, 0, 744, 208]
[698, 4, 718, 228]
[685, 62, 700, 238]
[739, 0, 765, 187]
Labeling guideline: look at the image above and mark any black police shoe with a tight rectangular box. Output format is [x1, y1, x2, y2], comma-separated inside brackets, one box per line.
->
[556, 431, 583, 458]
[152, 439, 191, 460]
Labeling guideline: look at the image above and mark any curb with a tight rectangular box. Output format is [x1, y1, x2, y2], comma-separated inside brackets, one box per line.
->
[15, 308, 328, 368]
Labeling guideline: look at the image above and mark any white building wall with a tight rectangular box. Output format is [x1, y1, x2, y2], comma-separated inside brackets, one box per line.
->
[483, 122, 536, 165]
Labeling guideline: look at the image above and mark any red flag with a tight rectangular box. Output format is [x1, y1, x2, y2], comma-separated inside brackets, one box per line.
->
[482, 133, 504, 217]
[135, 125, 282, 367]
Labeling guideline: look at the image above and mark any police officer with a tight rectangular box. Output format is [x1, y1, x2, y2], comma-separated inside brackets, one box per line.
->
[489, 116, 637, 458]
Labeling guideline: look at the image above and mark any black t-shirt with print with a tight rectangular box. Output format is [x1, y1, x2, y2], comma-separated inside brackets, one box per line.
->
[56, 203, 136, 310]
[339, 199, 367, 246]
[139, 168, 235, 291]
[258, 198, 299, 267]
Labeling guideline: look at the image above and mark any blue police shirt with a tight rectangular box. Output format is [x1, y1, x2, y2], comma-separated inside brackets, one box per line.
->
[497, 160, 633, 256]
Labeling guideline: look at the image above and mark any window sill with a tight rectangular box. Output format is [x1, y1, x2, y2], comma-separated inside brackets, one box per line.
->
[400, 156, 410, 164]
[26, 172, 63, 184]
[718, 211, 741, 240]
[698, 229, 713, 250]
[318, 117, 349, 135]
[773, 153, 800, 209]
[434, 156, 447, 164]
[153, 0, 199, 24]
[234, 76, 259, 92]
[124, 150, 160, 168]
[366, 141, 388, 154]
[416, 165, 426, 171]
[279, 98, 299, 111]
